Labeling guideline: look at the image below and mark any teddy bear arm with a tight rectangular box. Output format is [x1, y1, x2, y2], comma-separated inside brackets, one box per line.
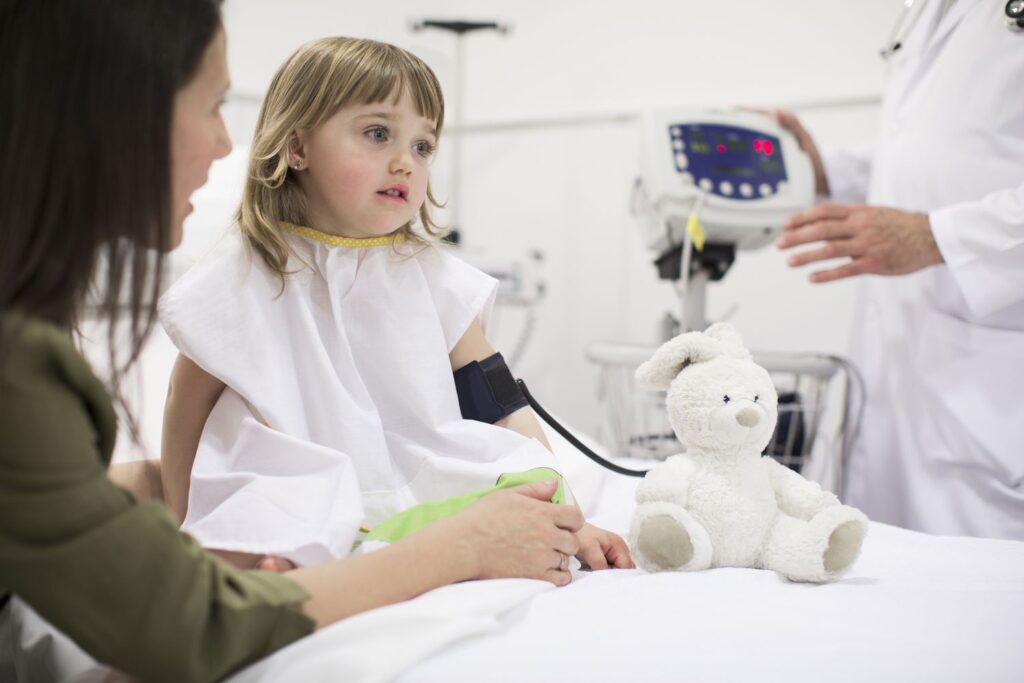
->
[763, 457, 839, 520]
[635, 457, 695, 508]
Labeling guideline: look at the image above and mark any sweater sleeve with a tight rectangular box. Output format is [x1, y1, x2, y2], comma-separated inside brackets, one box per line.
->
[0, 321, 315, 683]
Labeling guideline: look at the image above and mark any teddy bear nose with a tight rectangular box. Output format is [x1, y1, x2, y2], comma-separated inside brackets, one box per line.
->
[735, 407, 760, 428]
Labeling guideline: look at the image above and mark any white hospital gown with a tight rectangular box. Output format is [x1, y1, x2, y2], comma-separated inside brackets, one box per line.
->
[159, 228, 560, 566]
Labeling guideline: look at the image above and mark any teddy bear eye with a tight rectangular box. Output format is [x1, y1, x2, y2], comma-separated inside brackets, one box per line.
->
[723, 395, 731, 404]
[754, 394, 759, 402]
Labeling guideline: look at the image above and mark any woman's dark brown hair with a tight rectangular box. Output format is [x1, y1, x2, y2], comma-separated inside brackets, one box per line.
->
[0, 0, 223, 438]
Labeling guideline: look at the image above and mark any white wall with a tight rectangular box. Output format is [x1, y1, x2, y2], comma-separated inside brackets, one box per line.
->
[106, 0, 902, 460]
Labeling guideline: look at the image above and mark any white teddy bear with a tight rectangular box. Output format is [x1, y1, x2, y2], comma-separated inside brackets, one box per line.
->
[629, 322, 867, 583]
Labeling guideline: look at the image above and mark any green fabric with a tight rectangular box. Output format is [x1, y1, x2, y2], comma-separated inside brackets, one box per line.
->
[0, 318, 315, 683]
[365, 467, 565, 543]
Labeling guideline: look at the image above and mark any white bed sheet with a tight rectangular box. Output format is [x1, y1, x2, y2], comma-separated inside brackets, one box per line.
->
[235, 436, 1024, 683]
[5, 428, 1022, 682]
[400, 471, 1024, 683]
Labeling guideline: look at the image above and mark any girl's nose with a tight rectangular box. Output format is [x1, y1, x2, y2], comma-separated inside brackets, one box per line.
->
[390, 150, 414, 175]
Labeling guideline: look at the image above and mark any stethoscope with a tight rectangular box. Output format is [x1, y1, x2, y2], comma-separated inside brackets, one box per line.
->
[881, 0, 1024, 59]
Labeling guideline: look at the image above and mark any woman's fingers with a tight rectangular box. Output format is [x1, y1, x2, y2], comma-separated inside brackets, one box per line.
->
[542, 568, 572, 587]
[550, 503, 584, 533]
[511, 478, 560, 502]
[552, 529, 581, 558]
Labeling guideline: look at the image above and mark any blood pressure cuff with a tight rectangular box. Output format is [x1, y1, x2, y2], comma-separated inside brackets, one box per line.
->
[453, 352, 529, 423]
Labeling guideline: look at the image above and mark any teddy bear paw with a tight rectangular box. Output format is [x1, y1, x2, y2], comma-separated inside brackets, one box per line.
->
[819, 506, 868, 575]
[630, 502, 714, 573]
[637, 514, 695, 570]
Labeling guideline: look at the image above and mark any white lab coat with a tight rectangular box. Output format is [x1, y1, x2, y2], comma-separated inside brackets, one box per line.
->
[824, 0, 1024, 539]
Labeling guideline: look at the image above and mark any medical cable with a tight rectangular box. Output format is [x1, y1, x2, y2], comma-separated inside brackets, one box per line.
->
[516, 379, 651, 477]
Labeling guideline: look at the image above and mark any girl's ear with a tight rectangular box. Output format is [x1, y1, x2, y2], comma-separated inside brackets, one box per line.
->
[288, 130, 308, 170]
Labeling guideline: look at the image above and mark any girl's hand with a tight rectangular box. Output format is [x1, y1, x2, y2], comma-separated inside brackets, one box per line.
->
[451, 478, 584, 586]
[575, 523, 634, 570]
[256, 555, 297, 572]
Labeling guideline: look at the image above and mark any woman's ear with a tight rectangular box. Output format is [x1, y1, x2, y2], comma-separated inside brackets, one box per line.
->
[287, 131, 308, 171]
[635, 330, 723, 390]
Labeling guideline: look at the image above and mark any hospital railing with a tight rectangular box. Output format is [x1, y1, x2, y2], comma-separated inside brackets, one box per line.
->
[586, 344, 861, 495]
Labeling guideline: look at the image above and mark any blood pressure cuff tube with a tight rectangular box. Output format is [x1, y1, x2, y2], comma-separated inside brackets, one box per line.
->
[454, 352, 529, 423]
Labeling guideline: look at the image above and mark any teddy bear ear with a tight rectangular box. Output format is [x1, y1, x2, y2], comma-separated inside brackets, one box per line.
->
[634, 330, 723, 389]
[703, 322, 752, 360]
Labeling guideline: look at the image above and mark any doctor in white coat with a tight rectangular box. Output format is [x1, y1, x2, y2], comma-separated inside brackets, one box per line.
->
[773, 0, 1024, 540]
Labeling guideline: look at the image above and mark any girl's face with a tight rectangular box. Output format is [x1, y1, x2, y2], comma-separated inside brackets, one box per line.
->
[292, 90, 437, 239]
[169, 27, 232, 249]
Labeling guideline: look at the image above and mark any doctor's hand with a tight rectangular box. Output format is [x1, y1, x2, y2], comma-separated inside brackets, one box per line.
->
[760, 109, 829, 196]
[575, 523, 634, 570]
[454, 478, 584, 586]
[777, 203, 944, 283]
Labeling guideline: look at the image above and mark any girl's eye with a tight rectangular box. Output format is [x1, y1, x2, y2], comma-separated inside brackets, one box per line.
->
[366, 127, 389, 142]
[723, 395, 731, 404]
[414, 141, 436, 158]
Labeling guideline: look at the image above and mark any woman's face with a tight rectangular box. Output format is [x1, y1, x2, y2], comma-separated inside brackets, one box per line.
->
[169, 26, 232, 248]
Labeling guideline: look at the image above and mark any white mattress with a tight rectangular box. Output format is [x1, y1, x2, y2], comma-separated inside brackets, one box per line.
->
[238, 438, 1024, 683]
[6, 431, 1023, 682]
[402, 521, 1024, 683]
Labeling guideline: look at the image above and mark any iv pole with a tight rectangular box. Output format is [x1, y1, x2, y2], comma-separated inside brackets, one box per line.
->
[410, 20, 509, 244]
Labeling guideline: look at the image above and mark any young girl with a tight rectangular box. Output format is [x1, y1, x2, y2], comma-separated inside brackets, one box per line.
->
[159, 37, 631, 572]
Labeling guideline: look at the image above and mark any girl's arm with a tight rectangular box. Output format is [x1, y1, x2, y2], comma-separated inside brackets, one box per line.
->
[161, 353, 226, 522]
[449, 321, 634, 570]
[449, 319, 551, 449]
[163, 355, 274, 569]
[107, 459, 163, 502]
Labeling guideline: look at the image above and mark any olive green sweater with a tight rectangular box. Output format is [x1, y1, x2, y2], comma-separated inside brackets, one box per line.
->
[0, 319, 315, 682]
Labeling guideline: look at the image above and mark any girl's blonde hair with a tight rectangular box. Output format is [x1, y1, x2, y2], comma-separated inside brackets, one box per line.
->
[239, 37, 447, 276]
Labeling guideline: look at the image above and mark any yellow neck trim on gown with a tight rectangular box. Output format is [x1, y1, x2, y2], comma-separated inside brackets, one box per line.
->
[280, 222, 405, 248]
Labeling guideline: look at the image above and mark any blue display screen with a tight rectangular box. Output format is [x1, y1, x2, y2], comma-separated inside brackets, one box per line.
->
[669, 123, 788, 200]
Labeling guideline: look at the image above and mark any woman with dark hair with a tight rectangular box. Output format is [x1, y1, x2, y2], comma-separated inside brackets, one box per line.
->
[0, 2, 583, 681]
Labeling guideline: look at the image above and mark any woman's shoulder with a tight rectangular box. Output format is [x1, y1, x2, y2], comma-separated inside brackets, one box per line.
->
[1, 316, 87, 382]
[0, 316, 116, 465]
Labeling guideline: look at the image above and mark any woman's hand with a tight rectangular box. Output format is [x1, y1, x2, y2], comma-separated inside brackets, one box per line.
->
[256, 555, 298, 572]
[575, 522, 634, 570]
[451, 478, 584, 586]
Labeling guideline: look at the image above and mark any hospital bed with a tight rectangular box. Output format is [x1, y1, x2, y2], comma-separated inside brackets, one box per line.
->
[3, 404, 1022, 682]
[225, 427, 1024, 683]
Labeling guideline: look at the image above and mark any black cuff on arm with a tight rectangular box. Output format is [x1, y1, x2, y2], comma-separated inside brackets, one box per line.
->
[453, 352, 529, 423]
